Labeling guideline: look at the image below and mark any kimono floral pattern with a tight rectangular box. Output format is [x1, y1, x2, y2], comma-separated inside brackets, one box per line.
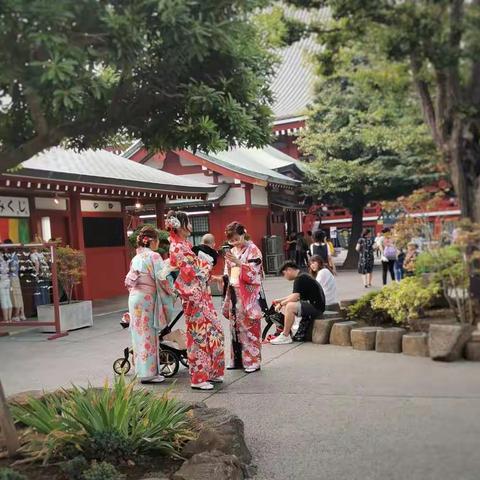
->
[169, 233, 225, 384]
[128, 248, 174, 379]
[223, 241, 263, 369]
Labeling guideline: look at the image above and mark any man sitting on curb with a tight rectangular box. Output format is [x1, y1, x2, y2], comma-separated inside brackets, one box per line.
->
[271, 261, 325, 345]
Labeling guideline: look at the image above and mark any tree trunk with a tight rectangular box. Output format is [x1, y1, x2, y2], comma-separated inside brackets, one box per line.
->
[343, 204, 364, 269]
[448, 121, 480, 222]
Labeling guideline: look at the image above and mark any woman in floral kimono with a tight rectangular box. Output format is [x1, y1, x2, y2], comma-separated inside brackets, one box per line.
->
[167, 211, 225, 390]
[126, 226, 174, 384]
[223, 222, 263, 373]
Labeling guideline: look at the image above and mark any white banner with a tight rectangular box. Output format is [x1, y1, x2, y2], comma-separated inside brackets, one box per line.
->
[330, 226, 338, 239]
[81, 200, 121, 213]
[0, 196, 30, 217]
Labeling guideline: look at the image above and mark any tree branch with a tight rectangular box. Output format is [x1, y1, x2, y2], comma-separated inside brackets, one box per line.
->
[24, 88, 49, 136]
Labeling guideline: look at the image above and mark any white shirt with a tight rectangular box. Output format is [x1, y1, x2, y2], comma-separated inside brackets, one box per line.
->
[316, 268, 338, 306]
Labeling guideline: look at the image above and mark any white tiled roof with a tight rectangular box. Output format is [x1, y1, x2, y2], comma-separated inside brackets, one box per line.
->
[271, 5, 330, 121]
[19, 147, 214, 194]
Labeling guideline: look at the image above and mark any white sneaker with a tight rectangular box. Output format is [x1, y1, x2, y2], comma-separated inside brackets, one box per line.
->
[244, 367, 260, 373]
[270, 333, 292, 345]
[191, 382, 214, 390]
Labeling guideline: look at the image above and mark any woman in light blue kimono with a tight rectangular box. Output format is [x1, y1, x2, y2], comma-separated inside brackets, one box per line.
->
[125, 226, 174, 384]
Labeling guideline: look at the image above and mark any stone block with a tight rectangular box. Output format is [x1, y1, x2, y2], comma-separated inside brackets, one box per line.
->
[470, 330, 480, 343]
[429, 324, 475, 362]
[183, 407, 251, 465]
[375, 327, 406, 353]
[351, 327, 380, 351]
[312, 318, 341, 344]
[465, 341, 480, 361]
[329, 321, 358, 346]
[402, 333, 429, 357]
[173, 451, 244, 480]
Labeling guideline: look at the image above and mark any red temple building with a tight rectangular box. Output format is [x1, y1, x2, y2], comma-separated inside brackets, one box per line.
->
[122, 143, 305, 273]
[0, 147, 214, 300]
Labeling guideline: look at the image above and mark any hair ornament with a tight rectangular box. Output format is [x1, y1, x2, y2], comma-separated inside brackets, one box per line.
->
[165, 216, 181, 230]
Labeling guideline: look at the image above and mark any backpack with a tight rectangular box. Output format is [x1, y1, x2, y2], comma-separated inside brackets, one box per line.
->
[384, 245, 398, 260]
[312, 244, 329, 262]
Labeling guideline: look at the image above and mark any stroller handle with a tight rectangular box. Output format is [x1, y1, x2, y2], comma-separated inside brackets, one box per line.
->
[159, 310, 184, 338]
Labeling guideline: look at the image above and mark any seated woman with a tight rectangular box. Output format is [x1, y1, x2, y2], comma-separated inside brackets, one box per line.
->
[309, 255, 340, 311]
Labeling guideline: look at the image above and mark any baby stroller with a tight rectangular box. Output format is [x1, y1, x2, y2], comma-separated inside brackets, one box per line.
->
[113, 310, 188, 378]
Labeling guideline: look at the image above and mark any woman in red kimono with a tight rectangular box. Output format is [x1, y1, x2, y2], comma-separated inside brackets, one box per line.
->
[223, 222, 264, 373]
[166, 211, 225, 390]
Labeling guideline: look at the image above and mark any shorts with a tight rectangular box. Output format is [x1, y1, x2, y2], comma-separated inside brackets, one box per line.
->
[295, 301, 322, 319]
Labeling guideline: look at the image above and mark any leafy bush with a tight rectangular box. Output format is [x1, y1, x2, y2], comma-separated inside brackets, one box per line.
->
[56, 246, 86, 302]
[347, 291, 393, 326]
[0, 469, 27, 480]
[128, 225, 170, 254]
[371, 277, 441, 326]
[82, 462, 124, 480]
[60, 456, 89, 480]
[10, 376, 193, 464]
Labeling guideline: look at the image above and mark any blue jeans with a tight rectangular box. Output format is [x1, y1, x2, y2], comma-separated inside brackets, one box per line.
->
[394, 263, 404, 281]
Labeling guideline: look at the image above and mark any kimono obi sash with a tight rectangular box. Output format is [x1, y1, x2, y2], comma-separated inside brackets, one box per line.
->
[130, 273, 156, 295]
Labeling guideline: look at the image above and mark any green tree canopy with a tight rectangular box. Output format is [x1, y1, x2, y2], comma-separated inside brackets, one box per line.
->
[298, 48, 437, 266]
[0, 0, 275, 171]
[286, 0, 480, 222]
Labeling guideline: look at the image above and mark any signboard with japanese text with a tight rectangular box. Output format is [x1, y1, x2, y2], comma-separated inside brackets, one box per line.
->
[0, 197, 30, 217]
[80, 200, 121, 213]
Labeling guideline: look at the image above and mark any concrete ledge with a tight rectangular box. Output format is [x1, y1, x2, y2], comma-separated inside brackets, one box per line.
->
[330, 321, 358, 346]
[351, 327, 380, 351]
[376, 327, 406, 353]
[402, 333, 429, 357]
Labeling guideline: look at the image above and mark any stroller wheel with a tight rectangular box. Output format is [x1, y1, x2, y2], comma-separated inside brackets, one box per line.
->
[113, 358, 131, 375]
[158, 348, 180, 378]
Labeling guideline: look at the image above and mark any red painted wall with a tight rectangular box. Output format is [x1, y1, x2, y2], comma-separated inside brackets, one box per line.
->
[84, 246, 130, 299]
[207, 205, 269, 274]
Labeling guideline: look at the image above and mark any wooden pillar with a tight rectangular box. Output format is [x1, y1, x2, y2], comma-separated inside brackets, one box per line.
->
[155, 198, 166, 230]
[68, 193, 88, 299]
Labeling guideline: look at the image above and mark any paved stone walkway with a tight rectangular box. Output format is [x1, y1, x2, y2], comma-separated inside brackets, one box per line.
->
[1, 269, 479, 479]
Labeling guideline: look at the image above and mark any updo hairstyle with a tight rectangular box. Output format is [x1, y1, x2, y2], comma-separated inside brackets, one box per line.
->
[225, 221, 247, 240]
[137, 225, 158, 248]
[165, 210, 189, 232]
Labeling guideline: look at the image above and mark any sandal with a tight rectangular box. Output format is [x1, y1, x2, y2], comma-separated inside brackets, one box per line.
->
[140, 376, 165, 384]
[191, 382, 214, 391]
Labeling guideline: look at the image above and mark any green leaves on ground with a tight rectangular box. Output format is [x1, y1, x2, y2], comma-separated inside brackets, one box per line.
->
[10, 376, 194, 464]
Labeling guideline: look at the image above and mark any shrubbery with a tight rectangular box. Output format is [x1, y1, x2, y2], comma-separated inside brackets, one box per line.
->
[371, 277, 441, 327]
[10, 376, 194, 464]
[347, 291, 393, 326]
[0, 469, 27, 480]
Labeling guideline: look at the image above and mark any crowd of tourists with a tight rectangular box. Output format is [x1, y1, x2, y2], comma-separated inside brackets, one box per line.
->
[125, 213, 336, 390]
[356, 227, 419, 288]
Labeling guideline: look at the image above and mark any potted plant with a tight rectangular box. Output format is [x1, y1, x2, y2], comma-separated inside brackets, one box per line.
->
[39, 246, 93, 332]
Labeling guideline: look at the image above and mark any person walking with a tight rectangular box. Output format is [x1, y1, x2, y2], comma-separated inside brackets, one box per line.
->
[308, 255, 339, 311]
[223, 222, 263, 373]
[356, 229, 375, 288]
[295, 232, 309, 267]
[394, 248, 405, 281]
[310, 230, 336, 274]
[125, 226, 175, 384]
[286, 233, 297, 261]
[167, 211, 225, 391]
[380, 236, 397, 285]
